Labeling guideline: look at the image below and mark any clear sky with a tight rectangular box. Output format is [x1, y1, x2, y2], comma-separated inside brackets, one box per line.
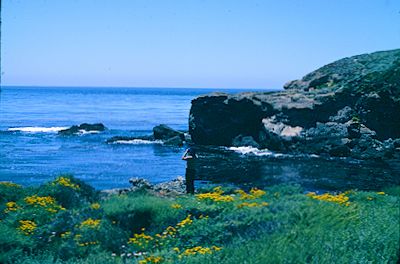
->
[2, 0, 400, 89]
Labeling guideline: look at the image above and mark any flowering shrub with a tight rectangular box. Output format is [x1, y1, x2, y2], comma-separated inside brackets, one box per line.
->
[196, 187, 234, 202]
[80, 218, 101, 229]
[52, 176, 80, 190]
[24, 195, 65, 213]
[4, 201, 20, 213]
[18, 220, 37, 235]
[306, 192, 350, 206]
[139, 256, 163, 264]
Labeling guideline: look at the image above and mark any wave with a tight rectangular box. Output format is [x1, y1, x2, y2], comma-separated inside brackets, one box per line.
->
[111, 139, 163, 145]
[78, 130, 101, 135]
[228, 146, 274, 156]
[7, 126, 69, 133]
[228, 146, 323, 159]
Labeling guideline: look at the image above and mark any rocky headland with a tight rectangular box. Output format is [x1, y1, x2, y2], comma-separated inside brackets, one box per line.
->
[189, 49, 400, 163]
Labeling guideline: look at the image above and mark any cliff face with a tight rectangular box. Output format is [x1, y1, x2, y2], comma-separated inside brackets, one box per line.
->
[189, 49, 400, 160]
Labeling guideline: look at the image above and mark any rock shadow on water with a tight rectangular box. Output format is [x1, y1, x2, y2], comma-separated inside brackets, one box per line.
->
[191, 146, 400, 192]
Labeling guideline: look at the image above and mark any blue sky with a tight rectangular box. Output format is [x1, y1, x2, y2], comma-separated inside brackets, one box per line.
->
[2, 0, 400, 89]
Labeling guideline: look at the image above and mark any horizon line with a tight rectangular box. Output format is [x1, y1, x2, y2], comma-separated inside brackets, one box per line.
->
[0, 84, 283, 90]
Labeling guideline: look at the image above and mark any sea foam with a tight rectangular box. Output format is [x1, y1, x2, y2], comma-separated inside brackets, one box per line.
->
[8, 126, 69, 133]
[111, 139, 163, 145]
[228, 146, 274, 156]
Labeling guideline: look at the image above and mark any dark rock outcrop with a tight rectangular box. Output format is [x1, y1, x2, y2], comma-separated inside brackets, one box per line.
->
[152, 124, 185, 146]
[189, 49, 400, 160]
[106, 124, 186, 146]
[59, 123, 106, 135]
[153, 124, 184, 140]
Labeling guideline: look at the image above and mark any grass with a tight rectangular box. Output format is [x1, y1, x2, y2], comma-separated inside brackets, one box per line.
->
[0, 176, 399, 263]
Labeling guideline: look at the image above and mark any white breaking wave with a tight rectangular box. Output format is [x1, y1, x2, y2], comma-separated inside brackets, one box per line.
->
[228, 146, 273, 156]
[112, 139, 163, 145]
[78, 130, 101, 135]
[8, 126, 69, 133]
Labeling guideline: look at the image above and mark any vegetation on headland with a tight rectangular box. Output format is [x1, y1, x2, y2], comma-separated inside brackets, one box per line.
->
[0, 176, 399, 263]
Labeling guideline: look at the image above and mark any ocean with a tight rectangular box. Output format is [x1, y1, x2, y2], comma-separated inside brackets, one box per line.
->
[1, 86, 399, 191]
[0, 86, 261, 189]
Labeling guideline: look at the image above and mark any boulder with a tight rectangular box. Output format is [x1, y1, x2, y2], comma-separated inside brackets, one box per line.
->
[153, 176, 186, 195]
[129, 177, 152, 190]
[59, 123, 106, 135]
[232, 135, 260, 148]
[153, 124, 184, 141]
[164, 135, 184, 146]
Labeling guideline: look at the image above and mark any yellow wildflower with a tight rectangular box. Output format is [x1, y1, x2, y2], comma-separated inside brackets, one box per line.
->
[176, 215, 193, 228]
[249, 188, 266, 198]
[212, 245, 222, 251]
[4, 201, 19, 213]
[196, 187, 234, 202]
[61, 231, 71, 238]
[171, 203, 182, 209]
[52, 177, 80, 189]
[139, 256, 163, 264]
[24, 195, 64, 212]
[90, 203, 101, 210]
[18, 220, 37, 235]
[237, 201, 269, 208]
[128, 232, 154, 246]
[376, 192, 385, 195]
[80, 218, 101, 229]
[181, 246, 213, 256]
[235, 188, 266, 200]
[307, 192, 350, 206]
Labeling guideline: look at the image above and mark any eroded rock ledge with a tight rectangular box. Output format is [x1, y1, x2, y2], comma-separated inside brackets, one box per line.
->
[189, 49, 400, 160]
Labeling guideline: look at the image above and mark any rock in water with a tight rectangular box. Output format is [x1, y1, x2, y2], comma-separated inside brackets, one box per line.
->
[164, 135, 184, 146]
[59, 123, 106, 135]
[189, 49, 400, 160]
[153, 124, 184, 145]
[232, 135, 260, 148]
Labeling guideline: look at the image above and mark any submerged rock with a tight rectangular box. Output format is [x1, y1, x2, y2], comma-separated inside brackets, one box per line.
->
[59, 123, 106, 135]
[189, 49, 400, 160]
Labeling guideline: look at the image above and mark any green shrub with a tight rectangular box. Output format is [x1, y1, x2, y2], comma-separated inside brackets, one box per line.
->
[102, 191, 183, 233]
[0, 181, 25, 204]
[0, 222, 33, 264]
[35, 175, 98, 209]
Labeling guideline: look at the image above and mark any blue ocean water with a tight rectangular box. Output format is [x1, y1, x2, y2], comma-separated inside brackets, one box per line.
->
[0, 86, 265, 189]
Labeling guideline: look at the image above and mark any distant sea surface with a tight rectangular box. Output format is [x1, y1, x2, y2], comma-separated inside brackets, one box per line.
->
[0, 86, 269, 189]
